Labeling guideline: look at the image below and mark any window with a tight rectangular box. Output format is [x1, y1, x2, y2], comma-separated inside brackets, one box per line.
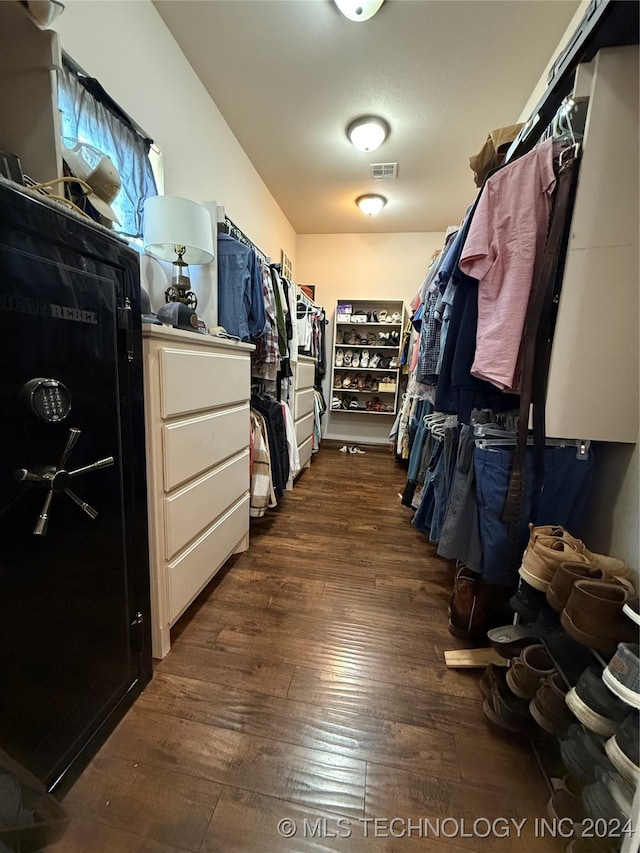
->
[57, 57, 157, 238]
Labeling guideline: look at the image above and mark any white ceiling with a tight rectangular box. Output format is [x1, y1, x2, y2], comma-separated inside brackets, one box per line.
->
[152, 0, 581, 234]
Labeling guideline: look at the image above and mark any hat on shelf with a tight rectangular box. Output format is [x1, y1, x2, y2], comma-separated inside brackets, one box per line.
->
[61, 141, 121, 223]
[156, 301, 206, 334]
[140, 287, 161, 325]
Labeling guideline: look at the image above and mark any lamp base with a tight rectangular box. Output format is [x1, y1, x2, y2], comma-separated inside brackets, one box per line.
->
[164, 285, 198, 309]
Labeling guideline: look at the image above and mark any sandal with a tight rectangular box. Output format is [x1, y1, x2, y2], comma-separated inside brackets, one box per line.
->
[334, 375, 343, 389]
[390, 311, 401, 324]
[360, 349, 369, 368]
[378, 310, 388, 323]
[357, 374, 366, 391]
[335, 349, 344, 367]
[348, 398, 359, 410]
[342, 372, 354, 388]
[331, 396, 342, 410]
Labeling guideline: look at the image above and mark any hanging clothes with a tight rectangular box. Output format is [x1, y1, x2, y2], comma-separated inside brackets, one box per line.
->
[250, 411, 276, 518]
[217, 232, 267, 341]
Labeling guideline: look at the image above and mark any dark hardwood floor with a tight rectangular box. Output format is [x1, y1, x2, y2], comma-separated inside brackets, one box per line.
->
[51, 443, 565, 852]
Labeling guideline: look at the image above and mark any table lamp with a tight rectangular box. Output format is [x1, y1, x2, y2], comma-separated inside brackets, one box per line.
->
[143, 196, 214, 309]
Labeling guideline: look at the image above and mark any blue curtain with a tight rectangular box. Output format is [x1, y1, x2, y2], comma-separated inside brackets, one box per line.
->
[57, 63, 157, 238]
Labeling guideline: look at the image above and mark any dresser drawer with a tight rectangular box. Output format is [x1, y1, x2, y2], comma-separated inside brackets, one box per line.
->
[168, 494, 250, 623]
[298, 436, 313, 469]
[295, 411, 314, 447]
[295, 387, 315, 421]
[295, 359, 315, 392]
[164, 450, 249, 560]
[160, 347, 250, 418]
[163, 404, 249, 491]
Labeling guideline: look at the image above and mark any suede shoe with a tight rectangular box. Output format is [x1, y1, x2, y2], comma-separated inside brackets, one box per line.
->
[530, 671, 575, 737]
[605, 711, 639, 784]
[546, 561, 605, 612]
[561, 578, 637, 654]
[482, 683, 532, 734]
[519, 535, 590, 591]
[527, 524, 630, 579]
[565, 667, 630, 737]
[506, 643, 556, 700]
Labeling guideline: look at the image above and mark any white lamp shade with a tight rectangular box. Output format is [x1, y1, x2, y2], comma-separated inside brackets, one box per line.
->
[334, 0, 384, 22]
[356, 194, 387, 215]
[347, 116, 389, 152]
[143, 195, 214, 264]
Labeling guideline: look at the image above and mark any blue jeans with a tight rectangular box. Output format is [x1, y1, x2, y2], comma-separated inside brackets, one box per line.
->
[474, 445, 595, 588]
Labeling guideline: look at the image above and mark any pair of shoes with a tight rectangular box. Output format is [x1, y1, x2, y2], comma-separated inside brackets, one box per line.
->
[331, 396, 342, 410]
[506, 644, 556, 700]
[561, 578, 637, 654]
[547, 561, 605, 612]
[335, 349, 345, 367]
[530, 671, 575, 737]
[339, 445, 348, 453]
[602, 643, 640, 708]
[341, 445, 365, 454]
[367, 311, 379, 322]
[334, 375, 343, 389]
[519, 524, 630, 591]
[360, 349, 369, 367]
[565, 666, 630, 737]
[605, 711, 639, 784]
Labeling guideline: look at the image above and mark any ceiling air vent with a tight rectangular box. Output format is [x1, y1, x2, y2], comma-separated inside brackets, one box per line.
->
[370, 162, 398, 181]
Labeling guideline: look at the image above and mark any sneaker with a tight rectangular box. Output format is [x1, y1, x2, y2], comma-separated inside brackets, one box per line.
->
[605, 711, 639, 784]
[527, 525, 630, 579]
[530, 672, 575, 737]
[560, 724, 613, 783]
[348, 446, 366, 454]
[581, 763, 635, 825]
[622, 595, 640, 626]
[565, 667, 630, 736]
[561, 579, 637, 654]
[506, 644, 556, 700]
[602, 643, 640, 708]
[546, 561, 605, 612]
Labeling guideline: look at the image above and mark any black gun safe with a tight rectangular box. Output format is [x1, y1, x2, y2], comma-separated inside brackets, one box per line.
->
[0, 180, 152, 795]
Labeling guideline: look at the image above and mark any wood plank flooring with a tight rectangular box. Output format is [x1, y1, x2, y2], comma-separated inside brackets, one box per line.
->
[51, 443, 565, 853]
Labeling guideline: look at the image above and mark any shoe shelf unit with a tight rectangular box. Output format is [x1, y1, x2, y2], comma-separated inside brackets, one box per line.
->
[331, 299, 405, 415]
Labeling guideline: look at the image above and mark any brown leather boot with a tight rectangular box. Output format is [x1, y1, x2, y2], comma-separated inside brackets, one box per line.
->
[448, 564, 489, 640]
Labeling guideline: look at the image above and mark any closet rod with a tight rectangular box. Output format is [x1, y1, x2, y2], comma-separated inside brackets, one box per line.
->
[219, 215, 270, 264]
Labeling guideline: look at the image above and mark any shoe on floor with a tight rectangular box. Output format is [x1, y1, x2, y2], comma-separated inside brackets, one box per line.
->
[565, 666, 629, 737]
[338, 445, 348, 453]
[448, 564, 488, 641]
[348, 446, 366, 454]
[482, 682, 532, 735]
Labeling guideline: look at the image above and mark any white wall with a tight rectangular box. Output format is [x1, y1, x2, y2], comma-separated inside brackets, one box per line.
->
[297, 232, 445, 445]
[53, 0, 297, 327]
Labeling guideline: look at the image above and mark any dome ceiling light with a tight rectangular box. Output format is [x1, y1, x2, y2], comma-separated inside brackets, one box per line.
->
[356, 194, 387, 216]
[334, 0, 384, 22]
[346, 116, 390, 153]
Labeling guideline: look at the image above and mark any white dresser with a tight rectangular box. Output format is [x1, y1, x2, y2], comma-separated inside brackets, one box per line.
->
[293, 355, 316, 474]
[142, 325, 254, 658]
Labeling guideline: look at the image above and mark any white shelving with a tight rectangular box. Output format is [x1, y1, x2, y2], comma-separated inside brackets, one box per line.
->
[330, 299, 405, 416]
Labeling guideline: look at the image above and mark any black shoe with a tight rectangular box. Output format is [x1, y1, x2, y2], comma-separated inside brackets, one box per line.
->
[509, 579, 546, 623]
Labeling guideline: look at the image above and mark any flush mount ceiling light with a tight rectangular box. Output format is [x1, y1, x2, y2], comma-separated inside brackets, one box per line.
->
[356, 194, 387, 216]
[347, 116, 390, 152]
[334, 0, 384, 22]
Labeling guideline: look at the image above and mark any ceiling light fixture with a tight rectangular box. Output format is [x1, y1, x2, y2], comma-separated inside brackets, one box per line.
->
[347, 116, 390, 152]
[356, 194, 387, 216]
[334, 0, 384, 22]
